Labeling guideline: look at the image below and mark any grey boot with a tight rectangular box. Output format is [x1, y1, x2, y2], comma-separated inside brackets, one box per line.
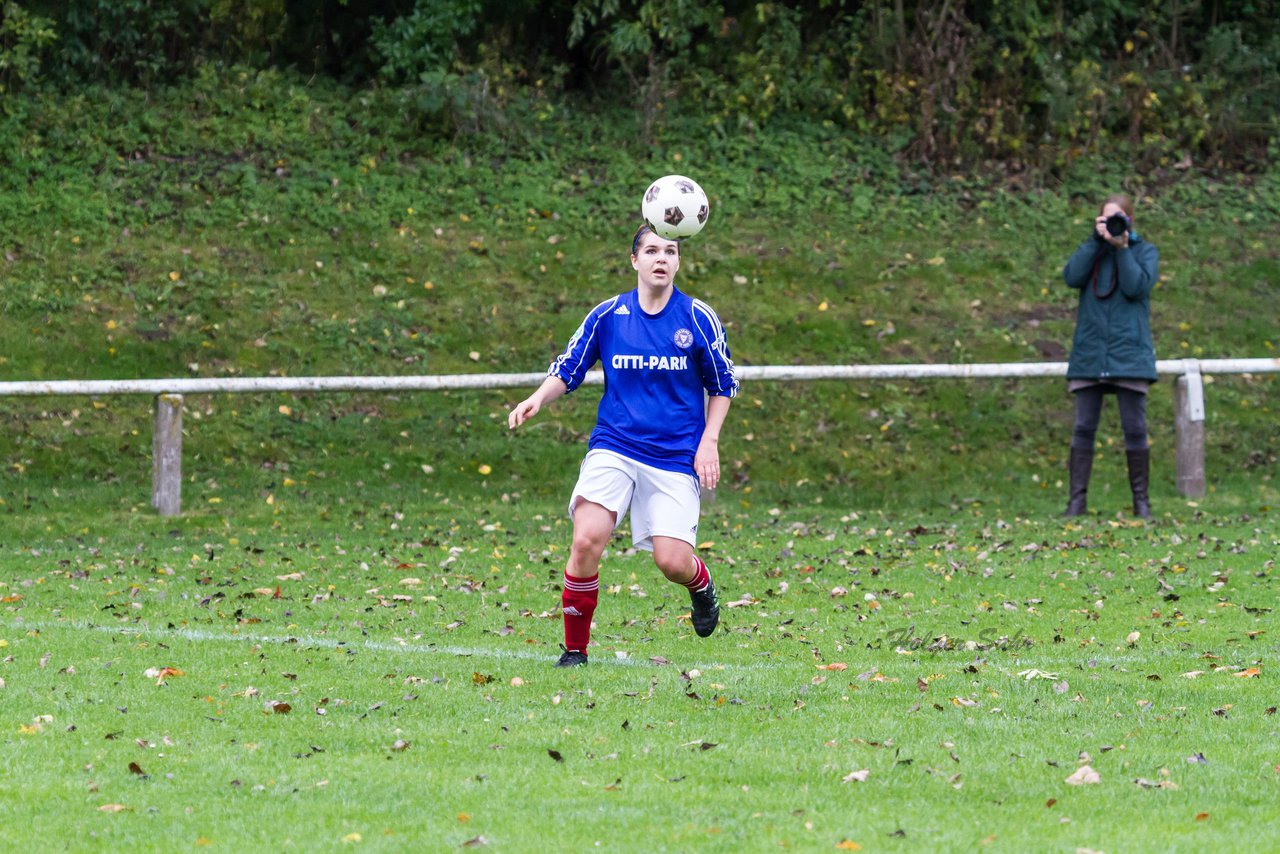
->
[1127, 448, 1151, 519]
[1064, 447, 1093, 516]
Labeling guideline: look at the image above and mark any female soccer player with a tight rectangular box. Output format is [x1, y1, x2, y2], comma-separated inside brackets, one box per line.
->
[507, 224, 738, 667]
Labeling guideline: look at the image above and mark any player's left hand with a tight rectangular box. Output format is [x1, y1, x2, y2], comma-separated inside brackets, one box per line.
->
[695, 441, 720, 489]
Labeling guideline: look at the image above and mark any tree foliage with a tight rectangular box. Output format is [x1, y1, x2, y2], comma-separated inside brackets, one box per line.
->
[6, 0, 1279, 171]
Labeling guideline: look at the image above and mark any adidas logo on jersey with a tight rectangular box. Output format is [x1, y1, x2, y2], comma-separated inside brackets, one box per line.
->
[613, 304, 630, 315]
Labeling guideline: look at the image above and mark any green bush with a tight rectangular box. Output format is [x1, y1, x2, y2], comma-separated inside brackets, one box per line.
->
[370, 0, 482, 84]
[8, 1, 1280, 172]
[0, 1, 56, 96]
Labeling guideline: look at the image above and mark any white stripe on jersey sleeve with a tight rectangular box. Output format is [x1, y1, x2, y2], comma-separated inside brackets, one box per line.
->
[692, 298, 739, 397]
[549, 295, 620, 391]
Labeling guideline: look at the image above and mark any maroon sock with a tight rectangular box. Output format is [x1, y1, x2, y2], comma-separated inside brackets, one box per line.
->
[561, 572, 599, 654]
[681, 555, 711, 593]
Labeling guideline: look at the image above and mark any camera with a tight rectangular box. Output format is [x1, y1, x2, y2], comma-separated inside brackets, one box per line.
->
[1104, 212, 1131, 237]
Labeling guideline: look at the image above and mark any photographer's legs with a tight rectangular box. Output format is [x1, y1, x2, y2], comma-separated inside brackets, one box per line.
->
[1065, 388, 1103, 516]
[1118, 390, 1151, 518]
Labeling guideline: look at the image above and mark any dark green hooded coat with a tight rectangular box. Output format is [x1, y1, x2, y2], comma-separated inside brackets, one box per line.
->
[1063, 231, 1160, 382]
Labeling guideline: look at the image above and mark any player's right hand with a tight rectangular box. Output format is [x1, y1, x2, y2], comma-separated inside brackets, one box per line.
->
[508, 398, 539, 429]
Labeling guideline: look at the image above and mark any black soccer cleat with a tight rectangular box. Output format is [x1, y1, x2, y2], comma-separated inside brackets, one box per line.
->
[689, 580, 720, 638]
[555, 648, 588, 668]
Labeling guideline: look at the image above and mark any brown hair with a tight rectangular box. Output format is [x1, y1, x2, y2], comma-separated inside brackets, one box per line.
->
[631, 223, 654, 255]
[1101, 193, 1135, 218]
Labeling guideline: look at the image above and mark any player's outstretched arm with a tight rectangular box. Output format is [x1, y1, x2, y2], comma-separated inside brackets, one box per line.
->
[508, 377, 569, 429]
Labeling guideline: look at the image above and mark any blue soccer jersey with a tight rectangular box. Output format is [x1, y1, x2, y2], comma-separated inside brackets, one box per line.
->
[549, 287, 738, 475]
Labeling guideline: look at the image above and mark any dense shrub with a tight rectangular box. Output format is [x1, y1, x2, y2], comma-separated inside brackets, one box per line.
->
[5, 0, 1278, 172]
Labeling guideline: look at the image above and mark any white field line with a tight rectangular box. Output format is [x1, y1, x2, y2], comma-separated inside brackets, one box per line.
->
[5, 619, 772, 672]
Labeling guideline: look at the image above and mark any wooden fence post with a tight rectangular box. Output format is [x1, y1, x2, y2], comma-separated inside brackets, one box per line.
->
[1173, 361, 1206, 498]
[152, 393, 183, 516]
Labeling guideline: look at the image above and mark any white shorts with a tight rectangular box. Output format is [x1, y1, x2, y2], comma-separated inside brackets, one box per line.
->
[568, 449, 701, 550]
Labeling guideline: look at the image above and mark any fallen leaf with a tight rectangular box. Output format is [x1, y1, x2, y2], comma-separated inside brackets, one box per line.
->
[1234, 667, 1261, 678]
[816, 663, 848, 672]
[461, 837, 489, 848]
[1065, 765, 1101, 785]
[98, 804, 128, 813]
[144, 666, 184, 685]
[1195, 813, 1210, 821]
[841, 769, 870, 783]
[836, 842, 862, 851]
[1186, 753, 1208, 764]
[690, 742, 718, 751]
[547, 749, 564, 763]
[127, 762, 146, 776]
[1017, 669, 1059, 681]
[390, 740, 410, 752]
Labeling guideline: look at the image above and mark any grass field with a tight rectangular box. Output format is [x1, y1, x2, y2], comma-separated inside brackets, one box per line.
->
[1, 73, 1277, 851]
[2, 494, 1276, 852]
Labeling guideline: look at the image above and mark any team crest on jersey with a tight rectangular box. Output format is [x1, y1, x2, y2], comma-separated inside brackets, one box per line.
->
[673, 328, 693, 349]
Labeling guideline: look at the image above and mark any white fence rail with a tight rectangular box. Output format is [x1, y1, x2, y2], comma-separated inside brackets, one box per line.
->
[2, 358, 1276, 516]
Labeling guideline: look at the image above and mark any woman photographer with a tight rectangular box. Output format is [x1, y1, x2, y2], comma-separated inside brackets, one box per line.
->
[1061, 193, 1160, 518]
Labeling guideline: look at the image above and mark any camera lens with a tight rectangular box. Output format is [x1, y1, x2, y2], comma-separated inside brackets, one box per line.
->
[1105, 213, 1129, 237]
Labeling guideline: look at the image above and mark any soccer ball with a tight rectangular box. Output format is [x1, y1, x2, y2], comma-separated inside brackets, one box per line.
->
[641, 174, 710, 240]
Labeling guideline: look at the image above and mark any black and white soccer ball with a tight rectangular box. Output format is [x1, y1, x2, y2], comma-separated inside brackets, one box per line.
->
[641, 174, 710, 240]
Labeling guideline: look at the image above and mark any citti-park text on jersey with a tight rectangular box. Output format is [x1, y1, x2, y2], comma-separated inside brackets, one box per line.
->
[611, 354, 689, 370]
